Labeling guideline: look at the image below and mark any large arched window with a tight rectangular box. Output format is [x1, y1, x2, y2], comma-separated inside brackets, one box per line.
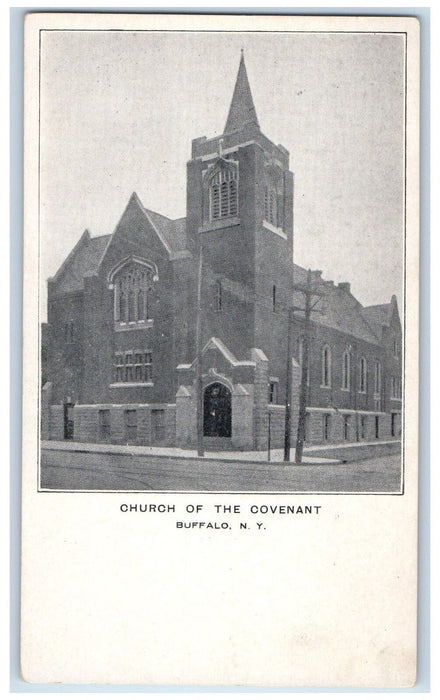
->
[109, 257, 158, 328]
[321, 345, 331, 387]
[206, 160, 238, 222]
[342, 349, 351, 390]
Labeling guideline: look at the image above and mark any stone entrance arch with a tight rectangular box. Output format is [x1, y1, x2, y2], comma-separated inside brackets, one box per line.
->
[203, 382, 232, 438]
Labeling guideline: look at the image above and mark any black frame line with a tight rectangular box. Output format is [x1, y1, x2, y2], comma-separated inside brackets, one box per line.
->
[36, 28, 408, 496]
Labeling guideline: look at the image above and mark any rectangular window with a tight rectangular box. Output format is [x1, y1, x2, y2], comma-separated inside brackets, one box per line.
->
[124, 409, 137, 442]
[360, 415, 366, 440]
[323, 414, 331, 441]
[125, 353, 134, 381]
[63, 403, 74, 440]
[343, 415, 350, 441]
[115, 354, 124, 382]
[114, 351, 152, 383]
[269, 381, 278, 404]
[391, 413, 396, 437]
[144, 352, 153, 381]
[135, 352, 144, 382]
[375, 415, 380, 439]
[98, 409, 111, 441]
[152, 409, 165, 442]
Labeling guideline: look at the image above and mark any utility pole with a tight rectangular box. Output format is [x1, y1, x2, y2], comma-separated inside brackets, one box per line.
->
[283, 307, 294, 461]
[292, 269, 326, 464]
[195, 238, 204, 457]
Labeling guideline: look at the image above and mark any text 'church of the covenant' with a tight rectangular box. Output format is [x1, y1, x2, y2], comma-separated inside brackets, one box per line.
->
[41, 54, 402, 451]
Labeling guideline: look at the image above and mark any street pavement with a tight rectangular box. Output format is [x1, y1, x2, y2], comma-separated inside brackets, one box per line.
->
[40, 447, 402, 493]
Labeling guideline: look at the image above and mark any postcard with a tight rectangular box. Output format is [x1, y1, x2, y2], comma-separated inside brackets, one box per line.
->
[21, 12, 419, 685]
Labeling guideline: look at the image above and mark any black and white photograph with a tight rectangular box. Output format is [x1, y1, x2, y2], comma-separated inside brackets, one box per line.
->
[21, 13, 420, 687]
[38, 25, 405, 493]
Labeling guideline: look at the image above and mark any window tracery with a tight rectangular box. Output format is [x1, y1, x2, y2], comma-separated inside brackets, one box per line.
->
[110, 259, 157, 328]
[205, 160, 238, 222]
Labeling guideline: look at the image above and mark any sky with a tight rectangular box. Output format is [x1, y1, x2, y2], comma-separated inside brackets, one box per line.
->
[39, 30, 405, 318]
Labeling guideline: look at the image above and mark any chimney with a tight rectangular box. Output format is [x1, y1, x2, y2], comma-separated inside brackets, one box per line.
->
[338, 282, 351, 293]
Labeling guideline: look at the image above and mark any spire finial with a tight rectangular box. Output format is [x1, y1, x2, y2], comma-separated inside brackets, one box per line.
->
[224, 52, 260, 134]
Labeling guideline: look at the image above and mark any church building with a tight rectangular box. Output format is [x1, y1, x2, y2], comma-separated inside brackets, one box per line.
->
[41, 54, 402, 450]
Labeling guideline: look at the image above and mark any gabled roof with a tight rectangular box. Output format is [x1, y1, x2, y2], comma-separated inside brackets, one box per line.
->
[361, 302, 394, 327]
[224, 52, 260, 134]
[142, 207, 187, 253]
[293, 265, 384, 345]
[50, 193, 189, 295]
[52, 232, 111, 294]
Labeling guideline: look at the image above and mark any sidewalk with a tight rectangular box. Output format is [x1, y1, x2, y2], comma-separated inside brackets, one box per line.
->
[42, 440, 342, 465]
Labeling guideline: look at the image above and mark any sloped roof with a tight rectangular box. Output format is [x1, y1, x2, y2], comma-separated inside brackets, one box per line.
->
[293, 264, 382, 345]
[142, 207, 187, 253]
[224, 52, 260, 134]
[50, 193, 189, 295]
[54, 233, 111, 294]
[361, 303, 393, 327]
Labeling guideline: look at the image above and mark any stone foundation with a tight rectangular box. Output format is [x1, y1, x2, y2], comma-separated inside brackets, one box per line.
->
[47, 403, 177, 446]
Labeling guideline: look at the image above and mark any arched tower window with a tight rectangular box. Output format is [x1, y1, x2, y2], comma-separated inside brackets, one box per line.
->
[321, 345, 331, 387]
[264, 187, 278, 226]
[263, 162, 284, 230]
[206, 160, 238, 222]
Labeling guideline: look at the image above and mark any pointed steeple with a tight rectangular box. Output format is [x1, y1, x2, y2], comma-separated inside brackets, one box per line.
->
[224, 51, 260, 134]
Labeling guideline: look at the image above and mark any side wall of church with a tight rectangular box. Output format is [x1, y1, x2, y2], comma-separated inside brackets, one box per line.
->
[46, 287, 85, 405]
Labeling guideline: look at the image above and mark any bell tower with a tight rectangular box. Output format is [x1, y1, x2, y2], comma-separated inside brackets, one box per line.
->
[185, 53, 294, 381]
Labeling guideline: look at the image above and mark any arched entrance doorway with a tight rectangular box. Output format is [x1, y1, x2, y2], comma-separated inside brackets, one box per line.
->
[203, 382, 232, 438]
